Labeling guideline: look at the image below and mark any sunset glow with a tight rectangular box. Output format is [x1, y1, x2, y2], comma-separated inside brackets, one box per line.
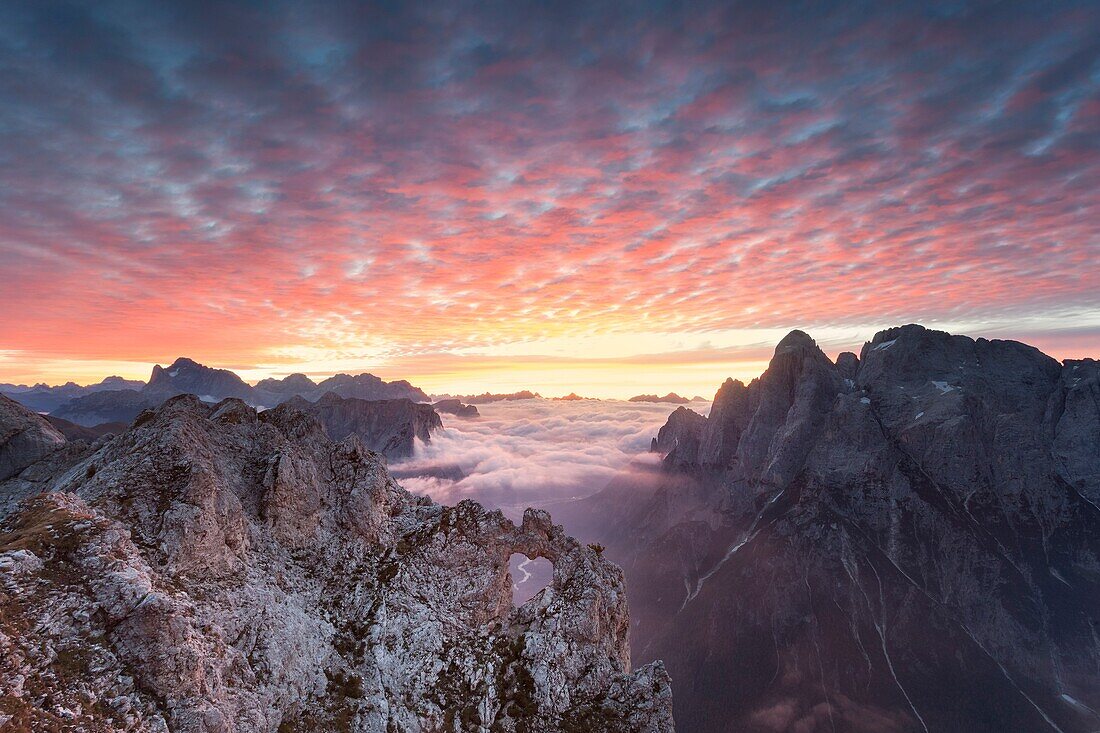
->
[2, 2, 1097, 395]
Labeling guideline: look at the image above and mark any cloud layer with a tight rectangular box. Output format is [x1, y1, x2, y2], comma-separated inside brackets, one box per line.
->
[392, 398, 691, 517]
[1, 1, 1097, 384]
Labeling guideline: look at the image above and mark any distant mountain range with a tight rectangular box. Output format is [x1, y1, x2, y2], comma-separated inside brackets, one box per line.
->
[558, 325, 1100, 733]
[627, 393, 697, 404]
[0, 376, 144, 413]
[4, 357, 430, 428]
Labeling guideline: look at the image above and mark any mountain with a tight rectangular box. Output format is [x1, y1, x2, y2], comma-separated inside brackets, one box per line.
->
[647, 406, 707, 469]
[2, 376, 145, 413]
[313, 373, 429, 403]
[253, 372, 318, 402]
[558, 325, 1100, 733]
[0, 394, 65, 481]
[50, 389, 154, 426]
[43, 415, 128, 442]
[0, 395, 673, 732]
[453, 390, 542, 404]
[433, 398, 480, 418]
[145, 357, 255, 402]
[282, 393, 443, 459]
[628, 393, 690, 404]
[553, 393, 588, 401]
[45, 359, 431, 427]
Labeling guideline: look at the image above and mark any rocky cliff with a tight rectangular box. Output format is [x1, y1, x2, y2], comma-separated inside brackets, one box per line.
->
[282, 392, 443, 460]
[145, 357, 255, 402]
[560, 325, 1100, 733]
[433, 399, 481, 419]
[0, 395, 673, 733]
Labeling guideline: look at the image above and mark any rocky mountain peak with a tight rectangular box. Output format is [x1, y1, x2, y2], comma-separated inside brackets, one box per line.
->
[145, 356, 255, 401]
[0, 394, 674, 732]
[576, 324, 1100, 732]
[773, 328, 817, 353]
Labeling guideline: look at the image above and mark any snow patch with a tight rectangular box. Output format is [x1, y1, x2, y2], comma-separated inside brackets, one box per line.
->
[931, 381, 955, 394]
[860, 397, 871, 405]
[873, 339, 897, 351]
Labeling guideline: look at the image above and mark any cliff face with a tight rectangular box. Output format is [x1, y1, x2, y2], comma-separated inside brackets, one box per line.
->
[433, 399, 481, 419]
[563, 324, 1100, 733]
[280, 393, 443, 460]
[0, 395, 673, 733]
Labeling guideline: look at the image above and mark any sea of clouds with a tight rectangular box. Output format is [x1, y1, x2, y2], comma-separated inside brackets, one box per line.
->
[390, 398, 709, 520]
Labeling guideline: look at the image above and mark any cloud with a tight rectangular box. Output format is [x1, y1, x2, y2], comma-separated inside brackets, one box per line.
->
[0, 0, 1097, 383]
[390, 398, 697, 518]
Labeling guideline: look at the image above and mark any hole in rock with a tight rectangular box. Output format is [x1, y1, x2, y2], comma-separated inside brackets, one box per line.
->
[509, 553, 553, 606]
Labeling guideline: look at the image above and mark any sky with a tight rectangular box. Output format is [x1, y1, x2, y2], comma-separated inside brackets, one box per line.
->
[1, 0, 1098, 397]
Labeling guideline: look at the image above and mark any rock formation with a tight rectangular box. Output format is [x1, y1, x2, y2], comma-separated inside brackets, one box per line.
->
[433, 399, 481, 418]
[648, 407, 707, 469]
[0, 395, 673, 733]
[282, 392, 443, 459]
[559, 325, 1100, 733]
[0, 395, 66, 481]
[144, 357, 256, 402]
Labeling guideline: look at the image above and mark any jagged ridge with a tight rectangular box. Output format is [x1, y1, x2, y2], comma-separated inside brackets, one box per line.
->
[0, 395, 673, 733]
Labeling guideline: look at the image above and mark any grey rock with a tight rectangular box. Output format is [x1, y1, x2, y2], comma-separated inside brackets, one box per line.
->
[650, 407, 707, 469]
[560, 324, 1100, 733]
[279, 392, 443, 460]
[145, 357, 256, 402]
[0, 394, 65, 481]
[433, 399, 481, 419]
[0, 395, 673, 732]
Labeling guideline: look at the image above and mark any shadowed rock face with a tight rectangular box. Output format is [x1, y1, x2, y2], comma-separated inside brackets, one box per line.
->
[145, 357, 255, 402]
[0, 395, 65, 481]
[433, 398, 481, 418]
[559, 324, 1100, 733]
[281, 392, 443, 460]
[0, 395, 673, 733]
[649, 407, 707, 469]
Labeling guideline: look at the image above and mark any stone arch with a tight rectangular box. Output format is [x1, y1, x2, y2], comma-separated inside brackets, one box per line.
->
[508, 552, 553, 606]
